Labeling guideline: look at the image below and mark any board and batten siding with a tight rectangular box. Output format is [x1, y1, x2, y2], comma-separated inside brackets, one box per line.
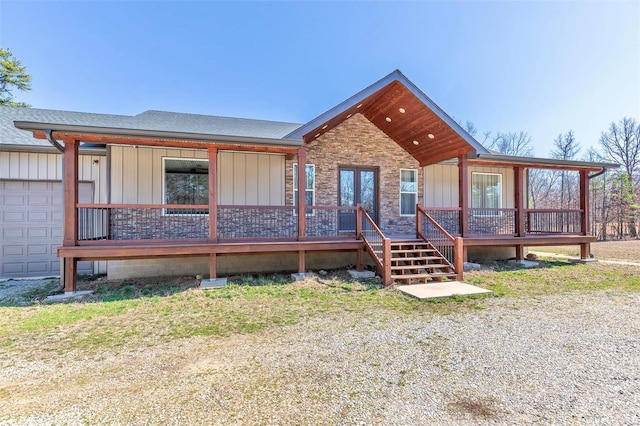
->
[0, 151, 108, 204]
[423, 163, 515, 208]
[110, 146, 285, 205]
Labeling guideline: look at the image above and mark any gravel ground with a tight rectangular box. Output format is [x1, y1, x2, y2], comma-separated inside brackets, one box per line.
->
[0, 278, 59, 306]
[1, 290, 639, 425]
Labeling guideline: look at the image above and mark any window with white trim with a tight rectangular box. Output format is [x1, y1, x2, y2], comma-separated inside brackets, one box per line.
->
[163, 157, 209, 214]
[471, 172, 502, 215]
[293, 164, 315, 215]
[400, 169, 418, 216]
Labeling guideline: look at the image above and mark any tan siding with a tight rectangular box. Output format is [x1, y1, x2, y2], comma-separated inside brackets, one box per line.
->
[137, 149, 153, 204]
[109, 147, 284, 205]
[218, 152, 233, 204]
[423, 164, 458, 207]
[245, 153, 258, 205]
[110, 146, 123, 203]
[257, 154, 271, 205]
[232, 153, 246, 205]
[271, 155, 284, 204]
[423, 163, 515, 208]
[152, 148, 164, 203]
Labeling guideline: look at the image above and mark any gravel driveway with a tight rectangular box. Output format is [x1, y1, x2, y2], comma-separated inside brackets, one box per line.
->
[1, 291, 639, 425]
[0, 278, 58, 306]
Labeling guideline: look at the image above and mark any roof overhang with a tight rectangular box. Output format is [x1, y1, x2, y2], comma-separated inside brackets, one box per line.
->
[472, 153, 619, 172]
[0, 142, 107, 155]
[14, 121, 303, 152]
[286, 70, 489, 166]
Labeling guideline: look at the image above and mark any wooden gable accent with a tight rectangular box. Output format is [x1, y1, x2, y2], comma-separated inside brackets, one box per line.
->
[302, 81, 475, 166]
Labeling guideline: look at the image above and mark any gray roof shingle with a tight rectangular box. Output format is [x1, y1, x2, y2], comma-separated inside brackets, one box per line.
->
[1, 106, 302, 149]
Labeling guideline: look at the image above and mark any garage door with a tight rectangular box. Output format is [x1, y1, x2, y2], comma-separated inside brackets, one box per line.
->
[0, 180, 94, 278]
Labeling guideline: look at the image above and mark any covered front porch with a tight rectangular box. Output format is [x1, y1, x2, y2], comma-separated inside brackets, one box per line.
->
[13, 71, 606, 293]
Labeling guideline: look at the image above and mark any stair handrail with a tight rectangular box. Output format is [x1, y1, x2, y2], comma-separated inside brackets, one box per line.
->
[357, 205, 392, 286]
[417, 205, 464, 281]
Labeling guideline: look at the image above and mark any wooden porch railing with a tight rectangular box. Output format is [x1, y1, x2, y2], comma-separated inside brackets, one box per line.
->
[416, 206, 463, 280]
[76, 204, 356, 243]
[468, 208, 517, 236]
[357, 205, 392, 286]
[526, 209, 583, 234]
[420, 206, 586, 237]
[419, 207, 461, 235]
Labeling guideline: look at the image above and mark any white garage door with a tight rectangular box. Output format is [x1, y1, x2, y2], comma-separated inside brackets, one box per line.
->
[0, 180, 94, 278]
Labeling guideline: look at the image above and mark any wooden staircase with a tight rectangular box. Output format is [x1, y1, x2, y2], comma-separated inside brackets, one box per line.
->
[389, 239, 457, 284]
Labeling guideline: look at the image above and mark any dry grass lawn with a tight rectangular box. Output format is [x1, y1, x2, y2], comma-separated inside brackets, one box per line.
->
[1, 260, 639, 424]
[531, 239, 640, 262]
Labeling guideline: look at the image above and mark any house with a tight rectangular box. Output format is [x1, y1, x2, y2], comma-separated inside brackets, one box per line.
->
[4, 70, 616, 292]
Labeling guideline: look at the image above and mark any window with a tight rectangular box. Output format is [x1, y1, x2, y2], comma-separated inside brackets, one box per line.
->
[471, 172, 502, 215]
[293, 164, 315, 215]
[400, 169, 418, 215]
[163, 158, 209, 214]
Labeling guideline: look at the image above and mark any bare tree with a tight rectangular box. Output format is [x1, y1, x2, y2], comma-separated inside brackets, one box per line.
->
[487, 131, 533, 156]
[599, 118, 640, 238]
[551, 130, 581, 209]
[599, 118, 640, 180]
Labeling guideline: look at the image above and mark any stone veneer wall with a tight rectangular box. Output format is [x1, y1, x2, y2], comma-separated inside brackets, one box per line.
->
[286, 113, 423, 236]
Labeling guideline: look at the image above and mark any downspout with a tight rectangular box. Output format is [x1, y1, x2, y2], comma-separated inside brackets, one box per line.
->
[45, 130, 64, 152]
[588, 167, 607, 180]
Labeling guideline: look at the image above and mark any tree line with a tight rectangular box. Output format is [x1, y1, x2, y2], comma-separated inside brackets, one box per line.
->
[462, 119, 640, 240]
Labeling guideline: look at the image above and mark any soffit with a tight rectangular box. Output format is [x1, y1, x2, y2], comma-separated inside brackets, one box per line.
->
[302, 81, 476, 166]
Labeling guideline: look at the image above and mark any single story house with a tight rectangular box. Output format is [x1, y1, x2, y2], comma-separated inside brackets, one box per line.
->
[3, 70, 616, 292]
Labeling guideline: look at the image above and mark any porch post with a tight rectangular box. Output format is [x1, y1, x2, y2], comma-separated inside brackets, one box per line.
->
[208, 147, 218, 279]
[458, 154, 469, 236]
[208, 147, 218, 242]
[62, 138, 79, 293]
[356, 204, 364, 271]
[297, 146, 307, 241]
[580, 169, 590, 258]
[63, 138, 79, 246]
[514, 166, 526, 237]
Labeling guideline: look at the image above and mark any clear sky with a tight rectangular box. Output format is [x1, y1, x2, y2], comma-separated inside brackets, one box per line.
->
[1, 0, 638, 157]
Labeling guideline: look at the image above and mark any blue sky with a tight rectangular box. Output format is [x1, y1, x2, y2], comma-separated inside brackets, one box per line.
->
[1, 1, 638, 157]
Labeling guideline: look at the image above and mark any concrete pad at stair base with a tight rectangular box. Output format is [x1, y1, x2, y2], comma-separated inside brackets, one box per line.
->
[397, 281, 492, 300]
[200, 278, 227, 289]
[46, 290, 93, 303]
[348, 269, 376, 279]
[291, 272, 316, 281]
[508, 259, 539, 268]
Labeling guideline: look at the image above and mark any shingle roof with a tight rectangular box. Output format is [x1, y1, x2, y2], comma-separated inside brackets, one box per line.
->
[134, 110, 302, 139]
[1, 106, 302, 149]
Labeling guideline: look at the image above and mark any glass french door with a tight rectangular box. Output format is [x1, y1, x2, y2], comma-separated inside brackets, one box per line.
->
[339, 167, 378, 231]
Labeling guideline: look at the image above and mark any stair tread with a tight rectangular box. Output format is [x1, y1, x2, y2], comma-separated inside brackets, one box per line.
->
[391, 247, 435, 254]
[391, 273, 433, 279]
[392, 263, 450, 269]
[391, 256, 442, 261]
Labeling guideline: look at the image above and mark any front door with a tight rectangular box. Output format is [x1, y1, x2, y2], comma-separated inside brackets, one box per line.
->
[339, 167, 378, 231]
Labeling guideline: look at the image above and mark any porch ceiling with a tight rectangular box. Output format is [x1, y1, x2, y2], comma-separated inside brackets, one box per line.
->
[301, 80, 479, 166]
